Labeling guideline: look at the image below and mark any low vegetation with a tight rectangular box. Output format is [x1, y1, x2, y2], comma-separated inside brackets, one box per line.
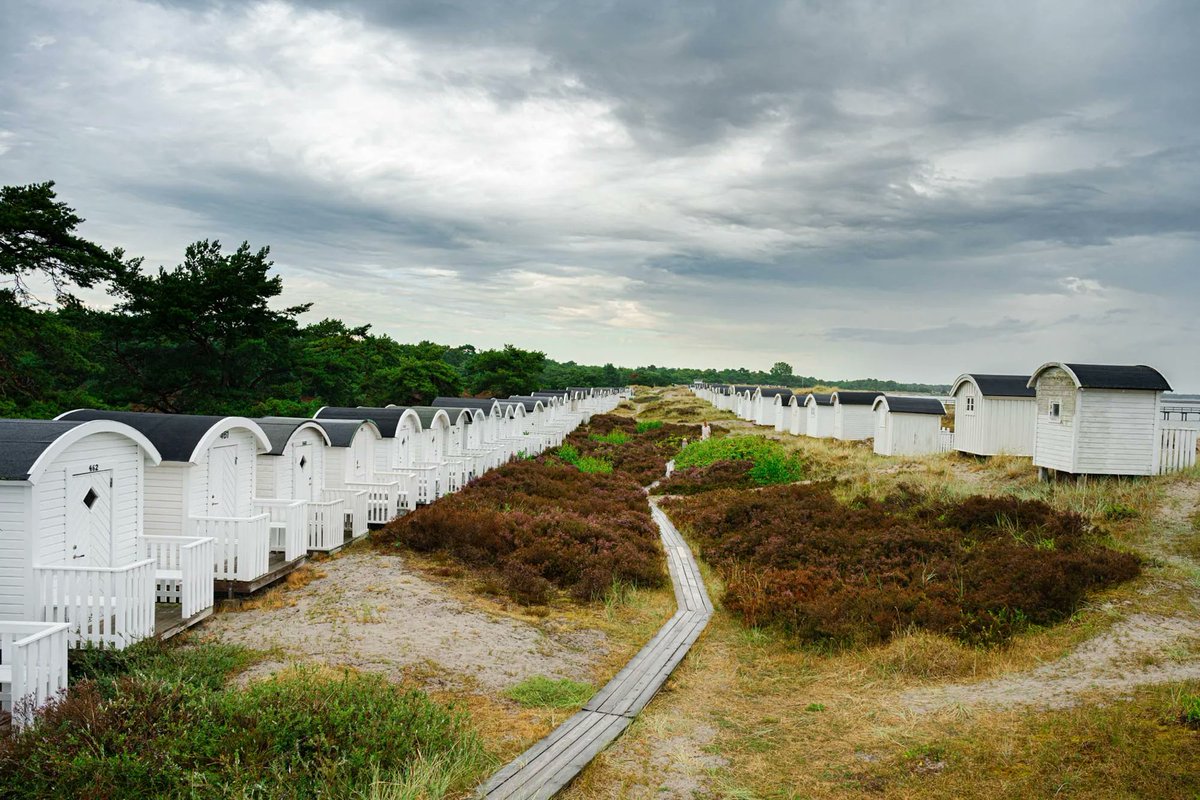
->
[653, 435, 806, 494]
[664, 483, 1140, 646]
[504, 676, 594, 710]
[379, 457, 667, 605]
[0, 640, 487, 799]
[560, 413, 699, 485]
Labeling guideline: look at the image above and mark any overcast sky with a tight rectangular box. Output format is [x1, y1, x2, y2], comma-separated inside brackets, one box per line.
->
[2, 1, 1198, 387]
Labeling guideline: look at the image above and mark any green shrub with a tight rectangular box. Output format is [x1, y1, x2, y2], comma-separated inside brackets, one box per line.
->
[635, 420, 664, 433]
[673, 436, 805, 487]
[575, 456, 614, 474]
[590, 430, 631, 445]
[1181, 694, 1200, 729]
[0, 655, 487, 799]
[557, 443, 581, 464]
[504, 676, 594, 709]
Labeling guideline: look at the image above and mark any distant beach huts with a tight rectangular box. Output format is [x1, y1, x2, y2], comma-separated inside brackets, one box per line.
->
[832, 391, 884, 441]
[805, 393, 835, 438]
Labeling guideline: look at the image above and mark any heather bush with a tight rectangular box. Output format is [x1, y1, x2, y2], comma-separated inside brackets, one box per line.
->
[380, 458, 666, 604]
[562, 413, 700, 485]
[651, 460, 758, 495]
[0, 647, 485, 799]
[664, 484, 1139, 646]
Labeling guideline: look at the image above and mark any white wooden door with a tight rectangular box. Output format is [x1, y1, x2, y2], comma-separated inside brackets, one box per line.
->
[351, 433, 370, 480]
[292, 443, 314, 501]
[208, 445, 238, 516]
[66, 469, 113, 566]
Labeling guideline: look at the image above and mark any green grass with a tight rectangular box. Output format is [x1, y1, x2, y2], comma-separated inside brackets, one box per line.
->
[590, 430, 632, 445]
[504, 676, 595, 709]
[635, 420, 664, 433]
[674, 435, 805, 486]
[575, 456, 614, 474]
[2, 642, 489, 799]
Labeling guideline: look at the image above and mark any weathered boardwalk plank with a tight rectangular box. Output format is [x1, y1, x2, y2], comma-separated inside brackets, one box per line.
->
[477, 498, 711, 799]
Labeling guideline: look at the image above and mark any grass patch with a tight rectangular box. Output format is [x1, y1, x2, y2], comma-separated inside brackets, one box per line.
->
[2, 644, 488, 799]
[504, 676, 594, 709]
[635, 420, 664, 433]
[590, 430, 631, 445]
[654, 435, 806, 494]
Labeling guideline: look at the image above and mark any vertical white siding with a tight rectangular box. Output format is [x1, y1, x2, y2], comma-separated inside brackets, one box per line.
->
[833, 405, 875, 441]
[1075, 390, 1160, 475]
[189, 428, 258, 519]
[34, 433, 143, 568]
[875, 412, 941, 456]
[952, 384, 983, 455]
[0, 484, 30, 619]
[954, 387, 1036, 457]
[806, 405, 834, 438]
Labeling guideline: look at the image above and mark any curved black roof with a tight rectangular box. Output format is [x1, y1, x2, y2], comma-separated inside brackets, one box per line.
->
[58, 410, 248, 462]
[407, 406, 450, 428]
[832, 390, 884, 406]
[759, 388, 793, 399]
[957, 374, 1035, 398]
[441, 407, 478, 424]
[301, 417, 378, 447]
[500, 397, 543, 413]
[316, 406, 414, 438]
[1065, 363, 1172, 391]
[252, 418, 330, 455]
[0, 420, 87, 481]
[806, 393, 834, 406]
[433, 397, 501, 415]
[532, 390, 567, 397]
[878, 396, 946, 415]
[734, 385, 756, 393]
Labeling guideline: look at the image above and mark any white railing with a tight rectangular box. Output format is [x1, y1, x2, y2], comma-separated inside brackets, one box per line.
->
[347, 479, 401, 524]
[938, 428, 955, 453]
[444, 455, 471, 493]
[389, 465, 439, 505]
[31, 559, 156, 649]
[324, 487, 369, 538]
[1159, 426, 1198, 474]
[190, 514, 271, 582]
[253, 498, 307, 561]
[140, 535, 215, 621]
[0, 621, 69, 728]
[306, 497, 346, 552]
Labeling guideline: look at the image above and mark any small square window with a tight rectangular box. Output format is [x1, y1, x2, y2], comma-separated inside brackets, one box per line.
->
[1050, 401, 1062, 420]
[83, 488, 98, 509]
[964, 396, 976, 414]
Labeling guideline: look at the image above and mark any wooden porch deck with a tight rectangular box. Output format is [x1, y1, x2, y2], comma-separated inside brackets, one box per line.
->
[477, 500, 712, 799]
[154, 603, 213, 640]
[213, 552, 308, 597]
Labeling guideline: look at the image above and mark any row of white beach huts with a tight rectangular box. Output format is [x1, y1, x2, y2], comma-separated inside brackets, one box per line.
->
[692, 362, 1199, 475]
[0, 388, 626, 725]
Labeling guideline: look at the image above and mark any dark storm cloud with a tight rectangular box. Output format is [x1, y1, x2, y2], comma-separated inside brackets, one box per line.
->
[3, 0, 1200, 384]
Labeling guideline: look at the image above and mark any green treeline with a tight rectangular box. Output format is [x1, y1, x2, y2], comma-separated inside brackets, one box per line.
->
[1, 182, 945, 419]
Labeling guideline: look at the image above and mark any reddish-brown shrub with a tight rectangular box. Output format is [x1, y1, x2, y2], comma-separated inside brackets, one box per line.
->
[563, 414, 699, 485]
[651, 460, 758, 496]
[663, 484, 1139, 646]
[378, 458, 666, 604]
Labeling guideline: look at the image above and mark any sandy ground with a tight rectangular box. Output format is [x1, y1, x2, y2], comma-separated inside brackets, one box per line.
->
[903, 612, 1200, 712]
[203, 550, 607, 692]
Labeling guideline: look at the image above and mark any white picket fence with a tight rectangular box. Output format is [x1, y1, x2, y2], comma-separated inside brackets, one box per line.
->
[0, 621, 69, 728]
[31, 559, 156, 649]
[192, 513, 271, 582]
[306, 497, 346, 552]
[1159, 426, 1199, 474]
[141, 535, 215, 621]
[937, 428, 955, 453]
[324, 487, 369, 538]
[253, 498, 308, 562]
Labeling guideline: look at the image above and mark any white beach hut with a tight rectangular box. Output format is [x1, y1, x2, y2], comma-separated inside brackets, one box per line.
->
[831, 391, 883, 441]
[786, 395, 805, 436]
[57, 410, 299, 596]
[434, 398, 506, 469]
[950, 374, 1037, 457]
[805, 393, 835, 438]
[754, 388, 792, 427]
[305, 418, 379, 536]
[315, 407, 428, 508]
[1029, 363, 1174, 478]
[872, 396, 947, 456]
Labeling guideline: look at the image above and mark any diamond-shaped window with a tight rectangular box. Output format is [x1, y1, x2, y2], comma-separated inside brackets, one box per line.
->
[299, 456, 308, 469]
[83, 488, 99, 509]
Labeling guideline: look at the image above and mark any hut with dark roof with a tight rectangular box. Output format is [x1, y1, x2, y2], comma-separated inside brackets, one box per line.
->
[0, 418, 187, 658]
[804, 393, 835, 438]
[56, 410, 300, 593]
[753, 388, 793, 427]
[1028, 363, 1173, 477]
[303, 417, 381, 535]
[872, 396, 947, 456]
[831, 391, 885, 441]
[786, 394, 805, 436]
[950, 374, 1037, 457]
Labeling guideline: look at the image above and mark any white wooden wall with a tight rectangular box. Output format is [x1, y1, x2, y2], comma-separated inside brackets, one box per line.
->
[257, 430, 328, 500]
[0, 432, 145, 620]
[1032, 368, 1077, 472]
[186, 428, 258, 520]
[874, 411, 942, 456]
[1075, 390, 1160, 475]
[806, 404, 834, 438]
[954, 392, 1036, 457]
[833, 405, 875, 441]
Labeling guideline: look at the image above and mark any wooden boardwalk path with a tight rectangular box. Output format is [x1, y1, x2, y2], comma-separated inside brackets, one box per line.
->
[477, 500, 713, 799]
